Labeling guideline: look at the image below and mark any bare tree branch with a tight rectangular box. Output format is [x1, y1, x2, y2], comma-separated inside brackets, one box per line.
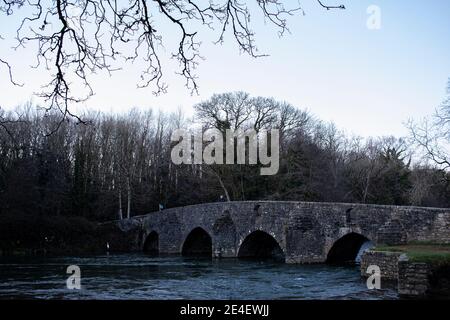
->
[317, 0, 345, 10]
[0, 0, 345, 128]
[0, 58, 23, 86]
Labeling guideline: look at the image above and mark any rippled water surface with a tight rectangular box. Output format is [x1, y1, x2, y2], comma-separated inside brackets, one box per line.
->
[0, 254, 398, 299]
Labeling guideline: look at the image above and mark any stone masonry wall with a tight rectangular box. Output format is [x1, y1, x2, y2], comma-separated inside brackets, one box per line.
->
[360, 250, 403, 281]
[398, 260, 432, 297]
[398, 260, 450, 298]
[111, 201, 450, 263]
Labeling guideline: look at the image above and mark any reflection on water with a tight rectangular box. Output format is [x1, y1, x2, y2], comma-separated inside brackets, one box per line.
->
[0, 254, 398, 300]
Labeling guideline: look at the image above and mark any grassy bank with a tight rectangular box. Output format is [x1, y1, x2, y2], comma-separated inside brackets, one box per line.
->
[374, 243, 450, 263]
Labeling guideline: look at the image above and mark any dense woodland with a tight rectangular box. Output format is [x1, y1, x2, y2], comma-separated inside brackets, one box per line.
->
[0, 91, 449, 253]
[1, 1, 448, 255]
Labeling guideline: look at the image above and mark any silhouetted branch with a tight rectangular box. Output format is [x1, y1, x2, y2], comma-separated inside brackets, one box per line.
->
[0, 0, 345, 128]
[316, 0, 345, 10]
[0, 58, 23, 86]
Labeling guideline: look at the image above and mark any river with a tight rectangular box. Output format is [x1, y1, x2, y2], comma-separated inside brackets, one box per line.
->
[0, 254, 398, 300]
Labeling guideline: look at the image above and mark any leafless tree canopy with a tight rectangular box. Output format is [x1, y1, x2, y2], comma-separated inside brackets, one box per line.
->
[408, 79, 450, 174]
[3, 93, 446, 224]
[0, 0, 344, 126]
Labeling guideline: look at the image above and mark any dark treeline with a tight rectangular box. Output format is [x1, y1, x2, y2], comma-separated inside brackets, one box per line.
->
[0, 92, 449, 253]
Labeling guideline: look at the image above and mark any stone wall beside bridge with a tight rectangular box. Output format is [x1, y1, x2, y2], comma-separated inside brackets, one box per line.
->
[102, 201, 450, 264]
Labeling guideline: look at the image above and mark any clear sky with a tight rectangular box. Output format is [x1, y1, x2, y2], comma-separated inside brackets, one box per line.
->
[1, 0, 449, 138]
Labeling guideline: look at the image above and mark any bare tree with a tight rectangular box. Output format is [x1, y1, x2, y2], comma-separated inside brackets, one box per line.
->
[345, 138, 386, 203]
[407, 79, 450, 174]
[0, 105, 29, 139]
[0, 107, 15, 138]
[194, 92, 311, 201]
[0, 0, 344, 128]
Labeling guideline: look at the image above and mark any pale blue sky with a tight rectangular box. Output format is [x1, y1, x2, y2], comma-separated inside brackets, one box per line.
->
[1, 0, 449, 137]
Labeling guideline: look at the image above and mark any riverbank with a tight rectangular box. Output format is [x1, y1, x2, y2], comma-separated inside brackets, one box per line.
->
[0, 214, 137, 256]
[373, 243, 450, 263]
[361, 243, 450, 299]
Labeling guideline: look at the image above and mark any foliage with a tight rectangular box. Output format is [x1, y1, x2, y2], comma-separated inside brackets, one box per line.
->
[0, 93, 448, 224]
[1, 93, 449, 253]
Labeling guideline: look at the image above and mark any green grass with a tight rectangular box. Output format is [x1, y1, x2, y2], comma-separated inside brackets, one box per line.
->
[406, 251, 450, 263]
[407, 241, 450, 247]
[373, 243, 450, 264]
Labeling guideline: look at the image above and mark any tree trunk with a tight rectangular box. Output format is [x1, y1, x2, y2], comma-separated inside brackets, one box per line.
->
[118, 189, 123, 220]
[199, 166, 231, 202]
[217, 173, 231, 202]
[363, 171, 371, 203]
[126, 177, 131, 219]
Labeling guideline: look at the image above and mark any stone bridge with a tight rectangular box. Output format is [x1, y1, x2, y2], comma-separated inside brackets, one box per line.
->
[106, 201, 450, 264]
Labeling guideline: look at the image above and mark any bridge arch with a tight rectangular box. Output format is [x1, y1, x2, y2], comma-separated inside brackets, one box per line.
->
[326, 232, 371, 264]
[143, 231, 159, 255]
[181, 227, 213, 257]
[238, 230, 285, 262]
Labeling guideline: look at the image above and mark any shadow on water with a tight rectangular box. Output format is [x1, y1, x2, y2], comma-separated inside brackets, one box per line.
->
[237, 230, 286, 263]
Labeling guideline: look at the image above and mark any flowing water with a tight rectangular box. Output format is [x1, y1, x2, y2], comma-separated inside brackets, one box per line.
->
[0, 254, 398, 300]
